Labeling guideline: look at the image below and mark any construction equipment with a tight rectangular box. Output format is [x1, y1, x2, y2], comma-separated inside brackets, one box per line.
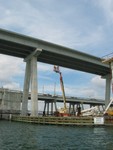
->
[53, 66, 70, 117]
[102, 53, 113, 116]
[81, 106, 100, 116]
[103, 99, 113, 116]
[53, 66, 98, 117]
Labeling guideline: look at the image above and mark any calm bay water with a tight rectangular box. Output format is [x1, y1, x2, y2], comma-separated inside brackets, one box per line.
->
[0, 120, 113, 150]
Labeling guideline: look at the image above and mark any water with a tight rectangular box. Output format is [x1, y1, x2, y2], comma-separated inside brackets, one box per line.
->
[0, 120, 113, 150]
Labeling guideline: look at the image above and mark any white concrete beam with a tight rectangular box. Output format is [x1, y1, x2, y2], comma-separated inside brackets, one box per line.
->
[24, 48, 42, 62]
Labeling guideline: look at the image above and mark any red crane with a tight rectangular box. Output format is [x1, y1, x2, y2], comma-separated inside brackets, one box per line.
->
[53, 65, 69, 116]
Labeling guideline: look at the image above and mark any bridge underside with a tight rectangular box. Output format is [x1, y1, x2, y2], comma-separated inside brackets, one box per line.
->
[0, 29, 110, 76]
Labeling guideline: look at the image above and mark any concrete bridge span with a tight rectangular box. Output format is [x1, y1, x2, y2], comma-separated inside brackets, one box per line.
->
[0, 28, 110, 75]
[0, 88, 106, 115]
[0, 28, 111, 116]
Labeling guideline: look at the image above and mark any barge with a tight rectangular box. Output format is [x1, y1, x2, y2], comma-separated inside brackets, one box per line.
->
[11, 115, 113, 126]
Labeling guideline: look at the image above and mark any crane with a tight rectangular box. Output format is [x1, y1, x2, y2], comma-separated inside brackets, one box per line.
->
[53, 65, 69, 116]
[53, 66, 99, 117]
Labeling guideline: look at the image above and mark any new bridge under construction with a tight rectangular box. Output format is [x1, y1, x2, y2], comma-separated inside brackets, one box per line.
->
[0, 28, 113, 126]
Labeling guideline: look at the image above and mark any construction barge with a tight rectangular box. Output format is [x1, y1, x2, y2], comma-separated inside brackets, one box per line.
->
[6, 64, 113, 126]
[10, 115, 113, 126]
[2, 59, 113, 126]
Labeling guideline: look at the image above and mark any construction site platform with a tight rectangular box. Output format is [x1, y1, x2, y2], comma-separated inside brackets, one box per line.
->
[10, 115, 113, 126]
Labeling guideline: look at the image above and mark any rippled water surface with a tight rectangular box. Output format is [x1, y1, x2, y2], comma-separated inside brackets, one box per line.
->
[0, 120, 113, 150]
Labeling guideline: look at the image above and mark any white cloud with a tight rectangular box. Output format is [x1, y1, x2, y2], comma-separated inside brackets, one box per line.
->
[94, 0, 113, 24]
[0, 0, 105, 51]
[65, 86, 96, 98]
[38, 84, 59, 95]
[72, 26, 104, 49]
[38, 63, 53, 72]
[91, 76, 105, 89]
[0, 54, 24, 83]
[38, 75, 53, 81]
[3, 82, 21, 90]
[38, 75, 106, 99]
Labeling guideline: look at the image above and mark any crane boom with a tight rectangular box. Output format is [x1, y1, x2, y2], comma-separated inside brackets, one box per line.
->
[54, 66, 67, 111]
[59, 72, 67, 110]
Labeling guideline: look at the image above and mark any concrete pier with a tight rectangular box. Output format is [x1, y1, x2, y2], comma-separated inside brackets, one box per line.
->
[105, 74, 111, 107]
[21, 49, 42, 116]
[21, 60, 31, 116]
[31, 56, 38, 116]
[43, 100, 57, 116]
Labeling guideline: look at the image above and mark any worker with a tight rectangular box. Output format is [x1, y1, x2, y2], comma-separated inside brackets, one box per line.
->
[77, 106, 81, 116]
[43, 111, 45, 116]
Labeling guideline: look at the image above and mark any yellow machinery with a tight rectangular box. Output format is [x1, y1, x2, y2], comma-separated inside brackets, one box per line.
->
[106, 107, 113, 116]
[103, 99, 113, 116]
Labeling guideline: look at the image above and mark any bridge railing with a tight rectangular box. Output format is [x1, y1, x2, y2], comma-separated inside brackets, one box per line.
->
[102, 52, 113, 61]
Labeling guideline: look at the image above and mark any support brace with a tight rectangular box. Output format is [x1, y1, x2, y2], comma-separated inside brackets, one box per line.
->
[24, 48, 42, 62]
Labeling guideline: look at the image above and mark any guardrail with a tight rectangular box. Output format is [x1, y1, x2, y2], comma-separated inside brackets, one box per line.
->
[102, 52, 113, 60]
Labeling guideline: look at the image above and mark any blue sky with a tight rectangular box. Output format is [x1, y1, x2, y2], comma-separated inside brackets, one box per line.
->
[0, 0, 113, 100]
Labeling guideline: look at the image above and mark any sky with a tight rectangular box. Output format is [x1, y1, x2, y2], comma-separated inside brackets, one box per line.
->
[0, 0, 113, 102]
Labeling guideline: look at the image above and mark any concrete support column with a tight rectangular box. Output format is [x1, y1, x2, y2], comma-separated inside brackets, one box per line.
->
[69, 103, 71, 114]
[73, 104, 75, 115]
[54, 101, 57, 111]
[43, 101, 46, 112]
[102, 105, 105, 111]
[97, 105, 101, 112]
[21, 60, 31, 115]
[81, 103, 84, 110]
[72, 104, 75, 115]
[51, 102, 53, 115]
[21, 49, 42, 116]
[31, 56, 38, 116]
[105, 74, 111, 108]
[75, 104, 78, 112]
[47, 102, 49, 115]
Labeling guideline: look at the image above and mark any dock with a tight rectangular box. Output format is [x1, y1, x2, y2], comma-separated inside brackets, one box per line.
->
[11, 115, 113, 126]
